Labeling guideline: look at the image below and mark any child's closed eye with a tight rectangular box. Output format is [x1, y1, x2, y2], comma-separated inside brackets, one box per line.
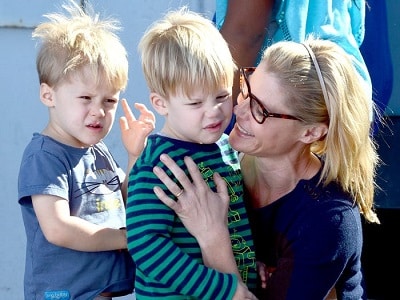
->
[216, 94, 230, 103]
[105, 98, 118, 104]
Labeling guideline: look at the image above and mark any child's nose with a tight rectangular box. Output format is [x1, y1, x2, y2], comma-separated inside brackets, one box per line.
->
[90, 103, 106, 117]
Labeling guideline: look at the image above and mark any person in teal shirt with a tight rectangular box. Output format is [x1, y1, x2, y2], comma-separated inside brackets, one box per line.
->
[215, 0, 373, 131]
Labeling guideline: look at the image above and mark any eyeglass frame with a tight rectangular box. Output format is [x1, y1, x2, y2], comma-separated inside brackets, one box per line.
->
[239, 67, 301, 124]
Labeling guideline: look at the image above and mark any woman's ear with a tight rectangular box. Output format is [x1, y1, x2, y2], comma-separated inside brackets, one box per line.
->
[301, 123, 328, 144]
[40, 83, 55, 107]
[150, 92, 169, 116]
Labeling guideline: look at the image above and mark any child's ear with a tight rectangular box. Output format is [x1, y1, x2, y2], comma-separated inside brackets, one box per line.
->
[150, 92, 168, 116]
[40, 83, 55, 107]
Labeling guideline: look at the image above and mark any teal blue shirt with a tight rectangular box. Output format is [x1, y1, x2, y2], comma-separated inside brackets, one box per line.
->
[215, 0, 371, 98]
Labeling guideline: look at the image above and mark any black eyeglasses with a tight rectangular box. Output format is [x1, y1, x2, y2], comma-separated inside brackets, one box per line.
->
[239, 67, 301, 124]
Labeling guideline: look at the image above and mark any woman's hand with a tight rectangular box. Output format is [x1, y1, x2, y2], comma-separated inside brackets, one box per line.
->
[233, 281, 259, 300]
[153, 154, 258, 298]
[153, 154, 230, 243]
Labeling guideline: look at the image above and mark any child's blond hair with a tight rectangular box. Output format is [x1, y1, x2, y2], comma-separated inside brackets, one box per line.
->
[139, 7, 236, 99]
[34, 0, 128, 91]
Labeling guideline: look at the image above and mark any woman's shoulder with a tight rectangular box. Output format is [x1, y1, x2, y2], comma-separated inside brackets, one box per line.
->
[287, 177, 362, 231]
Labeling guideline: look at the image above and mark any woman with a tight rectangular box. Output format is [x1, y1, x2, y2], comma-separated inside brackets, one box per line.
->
[152, 37, 380, 299]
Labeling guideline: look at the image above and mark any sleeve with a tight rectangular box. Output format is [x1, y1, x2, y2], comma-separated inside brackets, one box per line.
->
[359, 0, 393, 114]
[126, 162, 238, 299]
[283, 0, 371, 89]
[214, 0, 228, 29]
[18, 149, 70, 205]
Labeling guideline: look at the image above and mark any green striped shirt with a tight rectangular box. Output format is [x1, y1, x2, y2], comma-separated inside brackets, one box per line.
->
[127, 134, 257, 299]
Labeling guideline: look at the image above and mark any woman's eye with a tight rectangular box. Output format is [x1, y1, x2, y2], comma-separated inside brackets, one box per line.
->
[255, 106, 264, 117]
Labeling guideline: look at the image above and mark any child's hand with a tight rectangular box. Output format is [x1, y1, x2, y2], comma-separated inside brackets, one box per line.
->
[119, 99, 155, 157]
[257, 261, 275, 289]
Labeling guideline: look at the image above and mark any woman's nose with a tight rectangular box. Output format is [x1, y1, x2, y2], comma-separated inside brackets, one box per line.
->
[234, 94, 249, 117]
[236, 92, 245, 105]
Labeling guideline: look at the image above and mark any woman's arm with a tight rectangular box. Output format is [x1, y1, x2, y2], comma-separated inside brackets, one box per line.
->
[219, 0, 274, 103]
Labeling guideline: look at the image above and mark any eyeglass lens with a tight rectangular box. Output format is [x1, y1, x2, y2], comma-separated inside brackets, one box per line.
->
[240, 68, 265, 123]
[240, 67, 300, 123]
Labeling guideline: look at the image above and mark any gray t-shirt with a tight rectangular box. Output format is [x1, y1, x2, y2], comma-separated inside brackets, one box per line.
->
[18, 133, 134, 300]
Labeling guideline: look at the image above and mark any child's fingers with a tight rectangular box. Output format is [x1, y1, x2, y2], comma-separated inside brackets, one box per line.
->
[119, 116, 128, 131]
[121, 99, 136, 121]
[134, 102, 156, 124]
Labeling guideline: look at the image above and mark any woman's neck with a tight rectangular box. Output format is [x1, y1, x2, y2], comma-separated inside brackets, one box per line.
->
[242, 153, 320, 208]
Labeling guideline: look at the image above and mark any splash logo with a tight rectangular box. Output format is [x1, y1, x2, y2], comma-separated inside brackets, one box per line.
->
[44, 290, 71, 300]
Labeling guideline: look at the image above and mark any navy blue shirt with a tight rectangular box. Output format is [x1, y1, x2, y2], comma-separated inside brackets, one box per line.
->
[247, 170, 365, 299]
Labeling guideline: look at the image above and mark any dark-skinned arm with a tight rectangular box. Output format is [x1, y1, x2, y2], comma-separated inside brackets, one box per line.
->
[220, 0, 273, 103]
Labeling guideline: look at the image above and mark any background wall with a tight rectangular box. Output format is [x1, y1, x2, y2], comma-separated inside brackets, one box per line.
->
[0, 1, 398, 299]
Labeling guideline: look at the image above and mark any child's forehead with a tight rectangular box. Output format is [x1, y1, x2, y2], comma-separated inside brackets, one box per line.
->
[176, 84, 231, 99]
[62, 68, 118, 91]
[64, 67, 98, 84]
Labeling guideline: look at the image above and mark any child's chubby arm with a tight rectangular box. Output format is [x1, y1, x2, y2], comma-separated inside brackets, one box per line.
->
[32, 194, 127, 251]
[119, 99, 155, 197]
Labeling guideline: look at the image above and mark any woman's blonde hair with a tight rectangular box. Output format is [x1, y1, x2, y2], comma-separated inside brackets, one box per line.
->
[261, 37, 380, 223]
[33, 0, 128, 91]
[139, 7, 236, 99]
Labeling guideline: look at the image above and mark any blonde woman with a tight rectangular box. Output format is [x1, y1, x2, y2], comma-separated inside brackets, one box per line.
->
[154, 37, 380, 299]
